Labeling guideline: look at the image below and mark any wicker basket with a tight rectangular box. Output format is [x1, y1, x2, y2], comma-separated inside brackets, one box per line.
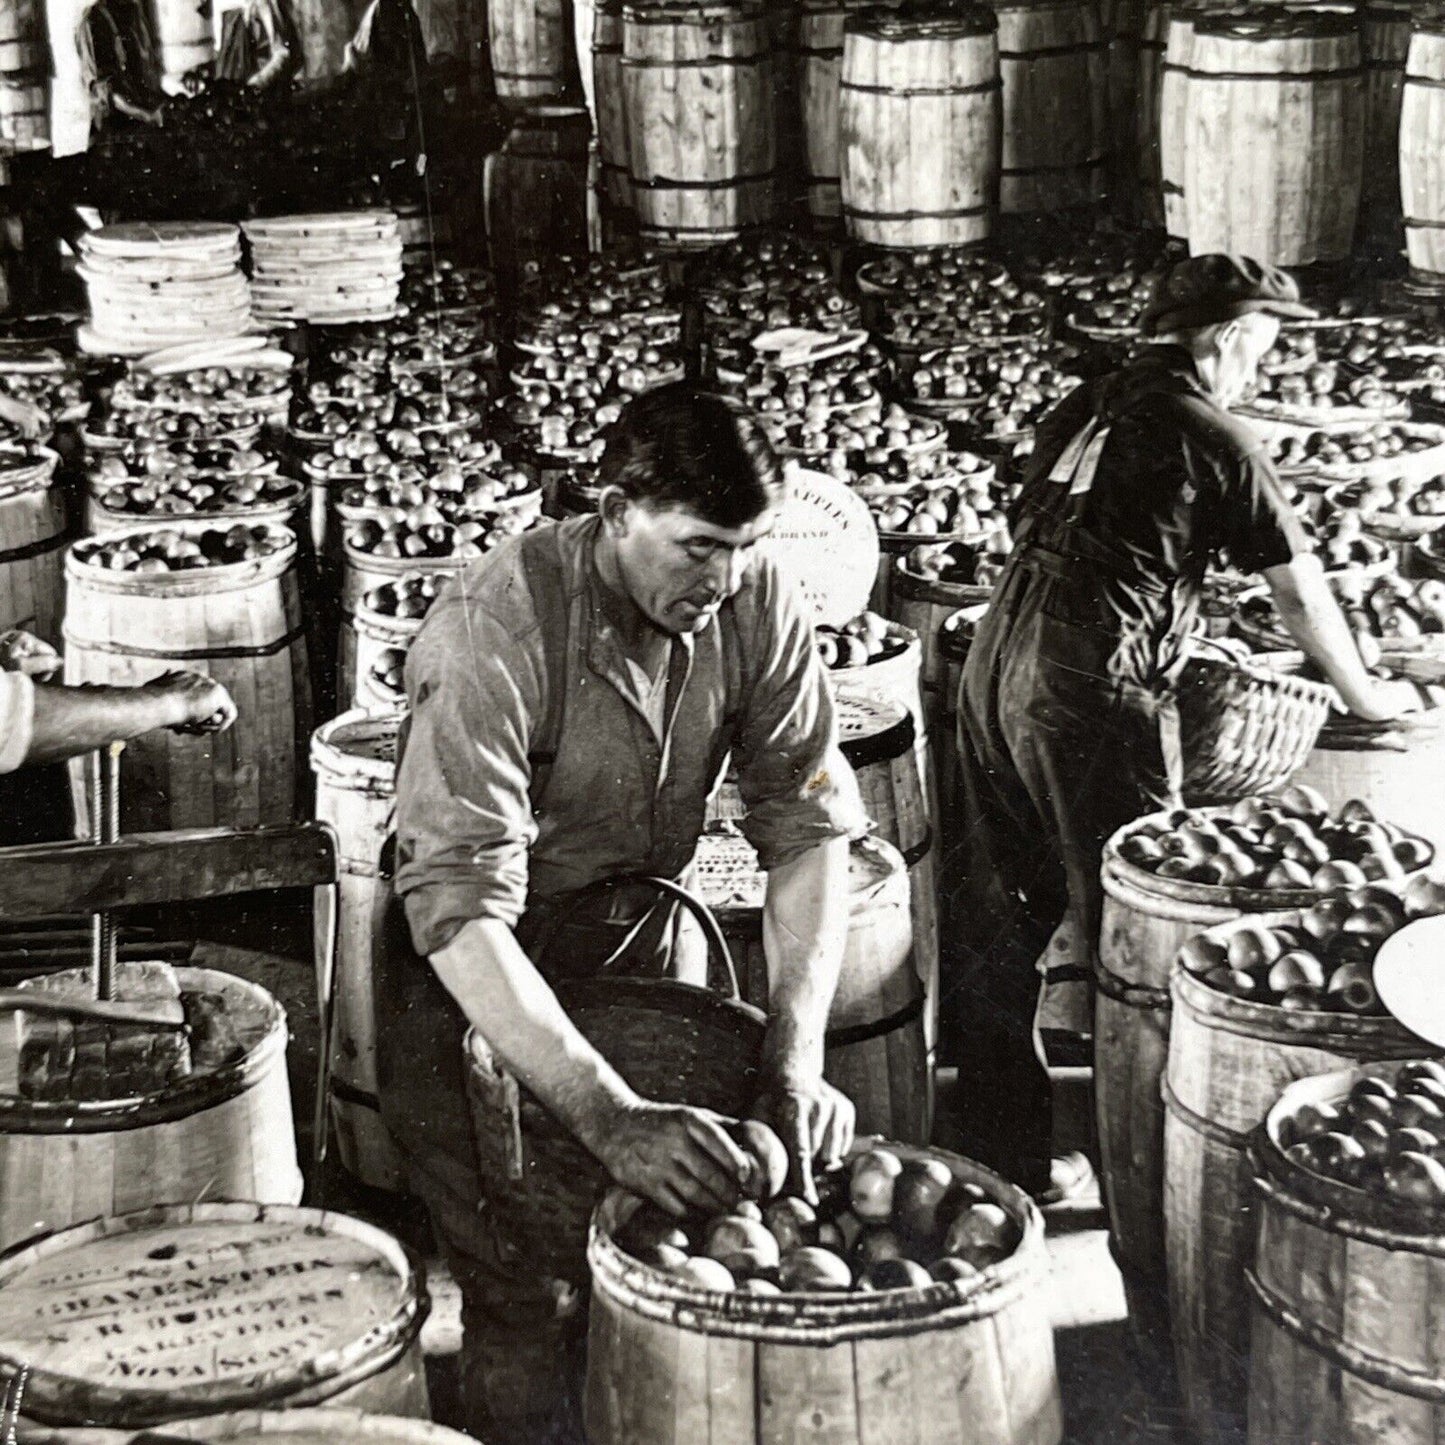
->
[1177, 641, 1334, 805]
[463, 891, 765, 1283]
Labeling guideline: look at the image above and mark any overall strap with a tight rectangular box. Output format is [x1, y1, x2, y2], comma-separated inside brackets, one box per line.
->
[513, 527, 572, 804]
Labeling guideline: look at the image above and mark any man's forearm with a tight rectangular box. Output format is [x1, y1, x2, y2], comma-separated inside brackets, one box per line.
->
[429, 917, 639, 1155]
[1265, 555, 1378, 714]
[760, 837, 849, 1085]
[26, 682, 182, 764]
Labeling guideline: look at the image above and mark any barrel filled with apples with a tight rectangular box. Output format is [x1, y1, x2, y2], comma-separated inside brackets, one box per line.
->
[1094, 783, 1435, 1360]
[1246, 1058, 1445, 1444]
[585, 1139, 1063, 1445]
[1163, 864, 1441, 1440]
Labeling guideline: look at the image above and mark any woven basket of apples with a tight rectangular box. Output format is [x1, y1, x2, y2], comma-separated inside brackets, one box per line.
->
[399, 261, 497, 317]
[1273, 423, 1445, 487]
[82, 407, 266, 453]
[586, 1139, 1061, 1445]
[1236, 360, 1411, 437]
[903, 340, 1084, 439]
[87, 471, 305, 534]
[1235, 573, 1445, 658]
[1324, 474, 1445, 543]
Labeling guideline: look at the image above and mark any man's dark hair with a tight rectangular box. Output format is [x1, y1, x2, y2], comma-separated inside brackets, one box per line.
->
[597, 381, 785, 529]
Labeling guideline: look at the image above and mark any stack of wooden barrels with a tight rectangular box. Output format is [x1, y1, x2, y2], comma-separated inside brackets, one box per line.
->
[0, 0, 46, 153]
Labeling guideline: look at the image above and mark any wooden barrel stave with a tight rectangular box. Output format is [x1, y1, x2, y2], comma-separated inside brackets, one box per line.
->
[586, 1143, 1062, 1445]
[593, 0, 633, 211]
[621, 1, 776, 247]
[838, 7, 1002, 249]
[798, 0, 856, 220]
[1184, 11, 1365, 267]
[0, 965, 301, 1254]
[992, 0, 1110, 215]
[62, 528, 312, 835]
[1157, 5, 1202, 241]
[1164, 958, 1425, 1440]
[489, 0, 572, 102]
[1361, 0, 1412, 253]
[0, 465, 64, 647]
[1135, 0, 1169, 228]
[312, 711, 406, 1193]
[1401, 25, 1445, 287]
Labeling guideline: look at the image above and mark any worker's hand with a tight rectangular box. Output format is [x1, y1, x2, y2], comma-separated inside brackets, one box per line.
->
[0, 629, 58, 678]
[0, 393, 47, 440]
[589, 1100, 753, 1219]
[751, 1078, 855, 1206]
[1349, 678, 1423, 724]
[150, 671, 238, 735]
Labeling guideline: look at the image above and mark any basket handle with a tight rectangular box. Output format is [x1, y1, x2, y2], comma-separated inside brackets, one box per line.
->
[598, 873, 742, 1003]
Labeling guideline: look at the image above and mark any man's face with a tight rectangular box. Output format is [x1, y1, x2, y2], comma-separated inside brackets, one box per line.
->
[1215, 313, 1282, 405]
[606, 496, 780, 635]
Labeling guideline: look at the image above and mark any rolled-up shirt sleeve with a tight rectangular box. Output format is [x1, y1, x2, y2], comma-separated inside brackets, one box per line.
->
[393, 599, 543, 956]
[0, 672, 33, 775]
[733, 560, 868, 870]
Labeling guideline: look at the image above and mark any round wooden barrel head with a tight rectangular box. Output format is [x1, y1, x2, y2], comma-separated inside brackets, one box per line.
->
[1374, 915, 1445, 1047]
[0, 1205, 419, 1419]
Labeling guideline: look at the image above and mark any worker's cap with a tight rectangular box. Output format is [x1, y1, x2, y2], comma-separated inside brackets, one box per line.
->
[1140, 254, 1317, 337]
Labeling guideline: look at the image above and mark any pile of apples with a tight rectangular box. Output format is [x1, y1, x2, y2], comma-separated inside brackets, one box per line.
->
[1060, 263, 1169, 337]
[1238, 572, 1445, 652]
[338, 463, 535, 519]
[344, 504, 538, 563]
[1332, 473, 1445, 521]
[614, 1128, 1021, 1296]
[362, 572, 447, 623]
[1116, 786, 1434, 891]
[366, 647, 408, 704]
[833, 439, 984, 491]
[518, 253, 674, 330]
[904, 534, 1012, 590]
[399, 261, 496, 314]
[94, 472, 302, 519]
[86, 408, 265, 446]
[1243, 360, 1407, 421]
[305, 428, 506, 479]
[294, 390, 488, 438]
[1272, 424, 1441, 473]
[693, 232, 835, 299]
[1309, 508, 1392, 573]
[118, 368, 289, 409]
[906, 342, 1083, 436]
[75, 523, 289, 573]
[1277, 1060, 1445, 1201]
[1260, 327, 1320, 377]
[389, 330, 496, 374]
[1181, 874, 1445, 1015]
[0, 365, 85, 424]
[737, 338, 885, 410]
[875, 275, 1049, 354]
[815, 612, 906, 669]
[857, 247, 1009, 301]
[92, 441, 273, 481]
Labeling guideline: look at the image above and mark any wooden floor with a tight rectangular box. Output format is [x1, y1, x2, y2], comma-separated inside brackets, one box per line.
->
[167, 897, 1201, 1444]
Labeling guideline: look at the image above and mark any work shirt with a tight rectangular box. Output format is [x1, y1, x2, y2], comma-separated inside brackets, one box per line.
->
[0, 672, 34, 775]
[216, 0, 300, 89]
[394, 514, 866, 959]
[78, 0, 162, 131]
[1008, 343, 1311, 686]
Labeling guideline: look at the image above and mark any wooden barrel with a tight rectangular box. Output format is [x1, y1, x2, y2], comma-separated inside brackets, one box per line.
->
[989, 0, 1110, 214]
[621, 1, 776, 248]
[767, 0, 805, 212]
[0, 1202, 430, 1428]
[1103, 0, 1147, 219]
[1361, 0, 1412, 254]
[593, 0, 633, 211]
[339, 577, 434, 712]
[697, 831, 929, 1143]
[133, 1410, 476, 1444]
[1094, 823, 1309, 1357]
[797, 0, 857, 220]
[488, 0, 571, 103]
[1290, 707, 1445, 858]
[0, 72, 46, 150]
[154, 0, 215, 80]
[586, 1141, 1062, 1445]
[62, 524, 313, 835]
[1184, 9, 1365, 267]
[837, 6, 1002, 249]
[1135, 0, 1170, 228]
[575, 0, 598, 122]
[1400, 18, 1445, 286]
[0, 965, 300, 1254]
[339, 539, 469, 636]
[311, 711, 406, 1195]
[0, 0, 44, 74]
[1157, 4, 1203, 240]
[885, 559, 993, 725]
[0, 453, 64, 647]
[483, 104, 594, 280]
[1247, 1062, 1445, 1445]
[1164, 952, 1426, 1441]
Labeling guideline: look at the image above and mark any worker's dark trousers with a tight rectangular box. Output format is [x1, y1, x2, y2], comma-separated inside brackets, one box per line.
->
[939, 604, 1179, 1193]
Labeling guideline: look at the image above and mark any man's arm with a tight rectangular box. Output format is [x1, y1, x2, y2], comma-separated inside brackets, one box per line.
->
[758, 836, 853, 1199]
[1264, 555, 1415, 722]
[431, 919, 750, 1217]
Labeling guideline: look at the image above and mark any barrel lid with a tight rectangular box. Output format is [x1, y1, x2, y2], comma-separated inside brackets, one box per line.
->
[312, 709, 401, 780]
[755, 466, 879, 627]
[0, 1203, 425, 1427]
[1192, 5, 1362, 41]
[80, 222, 240, 261]
[150, 1409, 478, 1444]
[623, 0, 766, 19]
[847, 2, 997, 36]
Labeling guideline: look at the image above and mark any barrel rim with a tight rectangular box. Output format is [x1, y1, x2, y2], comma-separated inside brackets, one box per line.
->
[0, 1201, 430, 1427]
[66, 520, 297, 594]
[0, 965, 290, 1134]
[890, 555, 996, 608]
[139, 1408, 475, 1442]
[1253, 1060, 1445, 1244]
[311, 709, 401, 790]
[587, 1138, 1048, 1343]
[844, 5, 999, 39]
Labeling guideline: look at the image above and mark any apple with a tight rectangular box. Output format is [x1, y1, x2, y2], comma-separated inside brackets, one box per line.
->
[637, 1242, 689, 1271]
[859, 1258, 932, 1292]
[850, 1148, 904, 1222]
[777, 1246, 853, 1291]
[1403, 875, 1445, 920]
[1308, 1131, 1368, 1183]
[731, 1120, 789, 1202]
[892, 1158, 954, 1244]
[1393, 1093, 1445, 1132]
[738, 1277, 782, 1296]
[1268, 951, 1326, 994]
[672, 1256, 737, 1291]
[1383, 1151, 1445, 1203]
[941, 1202, 1015, 1268]
[853, 1228, 906, 1266]
[762, 1197, 816, 1253]
[928, 1257, 984, 1284]
[704, 1216, 780, 1270]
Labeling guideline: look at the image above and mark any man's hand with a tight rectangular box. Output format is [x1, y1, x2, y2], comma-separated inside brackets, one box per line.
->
[149, 671, 237, 735]
[1350, 678, 1422, 724]
[751, 1078, 855, 1205]
[590, 1101, 754, 1218]
[0, 629, 58, 678]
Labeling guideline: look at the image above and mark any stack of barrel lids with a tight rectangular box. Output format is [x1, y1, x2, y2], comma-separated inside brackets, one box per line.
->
[0, 0, 45, 152]
[243, 212, 404, 326]
[76, 223, 253, 357]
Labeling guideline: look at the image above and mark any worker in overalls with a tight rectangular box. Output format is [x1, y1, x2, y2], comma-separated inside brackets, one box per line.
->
[942, 254, 1419, 1196]
[378, 383, 866, 1445]
[77, 0, 166, 135]
[215, 0, 301, 90]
